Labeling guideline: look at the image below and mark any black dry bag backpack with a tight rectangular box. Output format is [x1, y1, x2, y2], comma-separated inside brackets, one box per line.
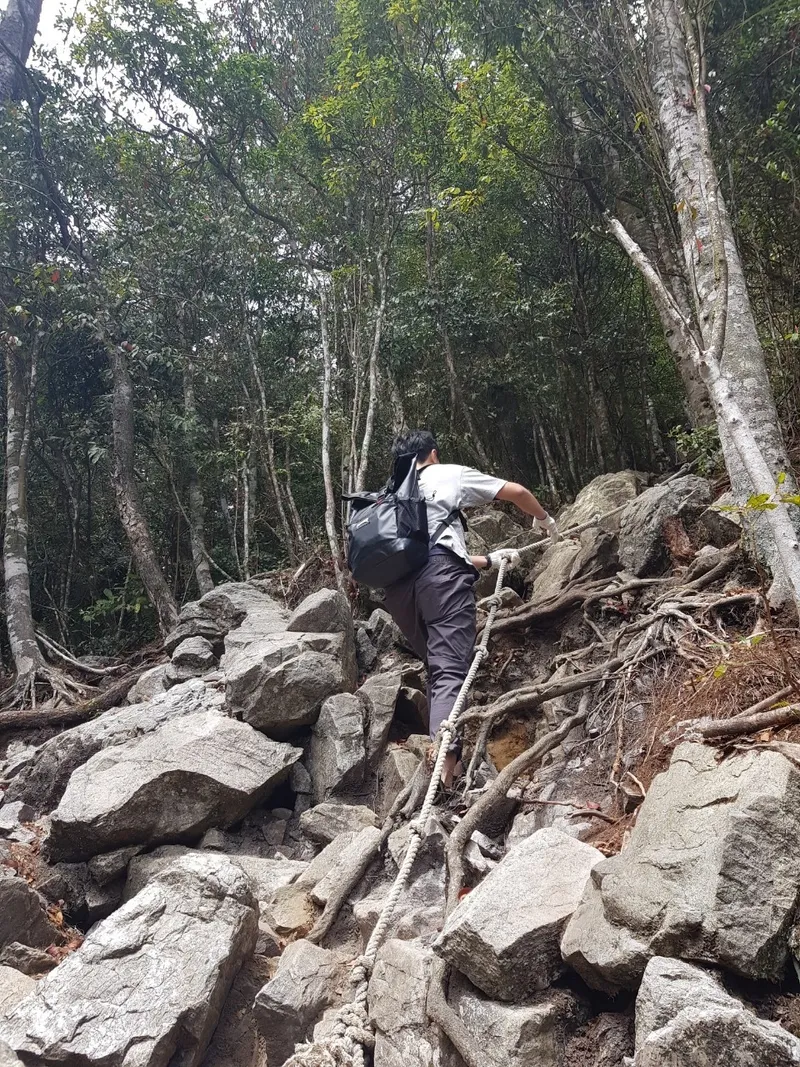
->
[344, 454, 462, 589]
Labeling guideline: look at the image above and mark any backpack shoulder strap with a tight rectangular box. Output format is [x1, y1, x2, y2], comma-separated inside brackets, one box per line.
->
[430, 508, 464, 545]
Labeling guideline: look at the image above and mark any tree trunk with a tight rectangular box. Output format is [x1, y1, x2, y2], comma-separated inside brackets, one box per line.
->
[646, 0, 791, 482]
[319, 284, 344, 587]
[354, 246, 388, 493]
[107, 342, 178, 636]
[0, 0, 43, 101]
[3, 339, 46, 688]
[182, 363, 213, 596]
[385, 365, 407, 435]
[283, 440, 306, 548]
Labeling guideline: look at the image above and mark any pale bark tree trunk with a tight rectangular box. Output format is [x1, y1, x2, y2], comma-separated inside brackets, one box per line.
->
[624, 0, 800, 604]
[354, 245, 389, 493]
[0, 0, 42, 101]
[107, 342, 178, 636]
[283, 441, 305, 547]
[385, 365, 406, 435]
[319, 284, 344, 588]
[3, 338, 46, 692]
[182, 362, 213, 596]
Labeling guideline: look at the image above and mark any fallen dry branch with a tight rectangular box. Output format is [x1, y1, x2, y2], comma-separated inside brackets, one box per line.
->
[695, 703, 800, 741]
[0, 664, 151, 733]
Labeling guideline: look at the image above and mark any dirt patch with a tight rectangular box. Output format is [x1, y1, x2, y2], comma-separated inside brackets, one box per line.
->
[564, 1010, 634, 1067]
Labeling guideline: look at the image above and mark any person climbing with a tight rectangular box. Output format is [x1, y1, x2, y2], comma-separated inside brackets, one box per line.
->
[381, 429, 561, 788]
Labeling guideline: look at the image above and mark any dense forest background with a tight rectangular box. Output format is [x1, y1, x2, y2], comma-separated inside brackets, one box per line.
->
[0, 0, 798, 682]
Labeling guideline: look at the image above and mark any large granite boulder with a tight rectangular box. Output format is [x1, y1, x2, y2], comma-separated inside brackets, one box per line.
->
[253, 939, 344, 1066]
[7, 679, 225, 813]
[450, 974, 589, 1067]
[435, 828, 603, 1000]
[557, 470, 646, 533]
[0, 968, 35, 1017]
[633, 957, 800, 1066]
[0, 853, 258, 1066]
[439, 823, 601, 998]
[199, 581, 288, 641]
[287, 588, 353, 636]
[368, 939, 438, 1067]
[47, 711, 301, 861]
[617, 475, 711, 575]
[561, 743, 800, 992]
[0, 869, 61, 955]
[309, 693, 366, 802]
[224, 630, 357, 735]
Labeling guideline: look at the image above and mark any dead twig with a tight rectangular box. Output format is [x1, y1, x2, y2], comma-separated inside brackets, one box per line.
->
[694, 703, 800, 741]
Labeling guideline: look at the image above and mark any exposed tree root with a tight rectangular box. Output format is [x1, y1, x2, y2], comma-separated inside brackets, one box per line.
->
[0, 664, 150, 730]
[0, 662, 89, 712]
[691, 703, 800, 741]
[35, 630, 126, 678]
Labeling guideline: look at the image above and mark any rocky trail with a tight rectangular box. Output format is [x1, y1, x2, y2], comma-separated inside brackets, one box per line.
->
[1, 469, 800, 1067]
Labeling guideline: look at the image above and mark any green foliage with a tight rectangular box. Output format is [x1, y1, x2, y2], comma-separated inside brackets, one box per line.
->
[668, 424, 722, 476]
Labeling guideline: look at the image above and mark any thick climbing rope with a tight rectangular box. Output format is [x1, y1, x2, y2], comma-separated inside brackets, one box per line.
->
[286, 512, 611, 1067]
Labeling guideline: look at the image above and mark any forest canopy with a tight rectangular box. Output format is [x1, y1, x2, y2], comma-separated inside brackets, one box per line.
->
[0, 0, 798, 695]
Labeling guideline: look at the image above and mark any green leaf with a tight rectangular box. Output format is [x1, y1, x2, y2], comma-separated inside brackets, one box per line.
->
[712, 663, 728, 679]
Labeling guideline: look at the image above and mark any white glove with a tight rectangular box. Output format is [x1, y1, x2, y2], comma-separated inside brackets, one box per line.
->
[534, 514, 561, 544]
[486, 548, 521, 568]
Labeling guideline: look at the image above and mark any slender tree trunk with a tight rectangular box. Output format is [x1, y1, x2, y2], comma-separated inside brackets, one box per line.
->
[242, 446, 252, 581]
[0, 0, 43, 101]
[319, 284, 344, 587]
[355, 245, 388, 493]
[283, 440, 305, 547]
[182, 362, 213, 596]
[107, 342, 178, 636]
[3, 339, 46, 688]
[385, 365, 406, 435]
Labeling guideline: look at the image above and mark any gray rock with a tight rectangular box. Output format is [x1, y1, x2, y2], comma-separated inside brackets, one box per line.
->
[376, 746, 420, 819]
[366, 609, 404, 653]
[359, 671, 403, 766]
[7, 678, 225, 813]
[618, 475, 711, 576]
[0, 869, 59, 955]
[558, 470, 646, 533]
[296, 831, 359, 891]
[355, 626, 378, 674]
[125, 846, 306, 910]
[267, 885, 319, 938]
[0, 967, 36, 1017]
[309, 693, 366, 802]
[368, 939, 437, 1067]
[163, 614, 223, 656]
[0, 1042, 23, 1067]
[0, 803, 33, 836]
[200, 956, 271, 1067]
[89, 845, 144, 887]
[253, 939, 343, 1066]
[224, 630, 356, 735]
[47, 711, 301, 861]
[299, 802, 378, 844]
[561, 742, 800, 992]
[0, 743, 39, 783]
[290, 761, 313, 796]
[450, 974, 589, 1067]
[0, 852, 257, 1066]
[171, 635, 217, 669]
[699, 493, 742, 548]
[634, 957, 800, 1066]
[435, 828, 603, 1000]
[310, 826, 381, 906]
[125, 662, 169, 704]
[0, 944, 56, 976]
[287, 588, 353, 636]
[469, 508, 521, 545]
[199, 581, 288, 638]
[354, 866, 444, 946]
[529, 541, 583, 601]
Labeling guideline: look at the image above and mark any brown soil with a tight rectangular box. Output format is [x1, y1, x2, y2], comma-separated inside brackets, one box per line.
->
[564, 1011, 634, 1067]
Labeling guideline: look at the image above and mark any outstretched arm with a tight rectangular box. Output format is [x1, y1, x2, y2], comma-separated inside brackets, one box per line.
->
[495, 481, 549, 521]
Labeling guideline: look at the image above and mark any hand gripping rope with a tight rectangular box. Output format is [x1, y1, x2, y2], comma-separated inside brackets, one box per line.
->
[286, 513, 608, 1067]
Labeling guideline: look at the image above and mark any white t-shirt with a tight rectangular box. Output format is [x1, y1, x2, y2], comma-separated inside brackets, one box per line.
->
[418, 463, 507, 563]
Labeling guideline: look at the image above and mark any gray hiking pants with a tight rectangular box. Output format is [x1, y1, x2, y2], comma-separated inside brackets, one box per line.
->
[382, 551, 478, 739]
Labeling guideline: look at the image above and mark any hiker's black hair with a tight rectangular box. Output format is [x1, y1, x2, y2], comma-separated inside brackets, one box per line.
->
[391, 429, 438, 463]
